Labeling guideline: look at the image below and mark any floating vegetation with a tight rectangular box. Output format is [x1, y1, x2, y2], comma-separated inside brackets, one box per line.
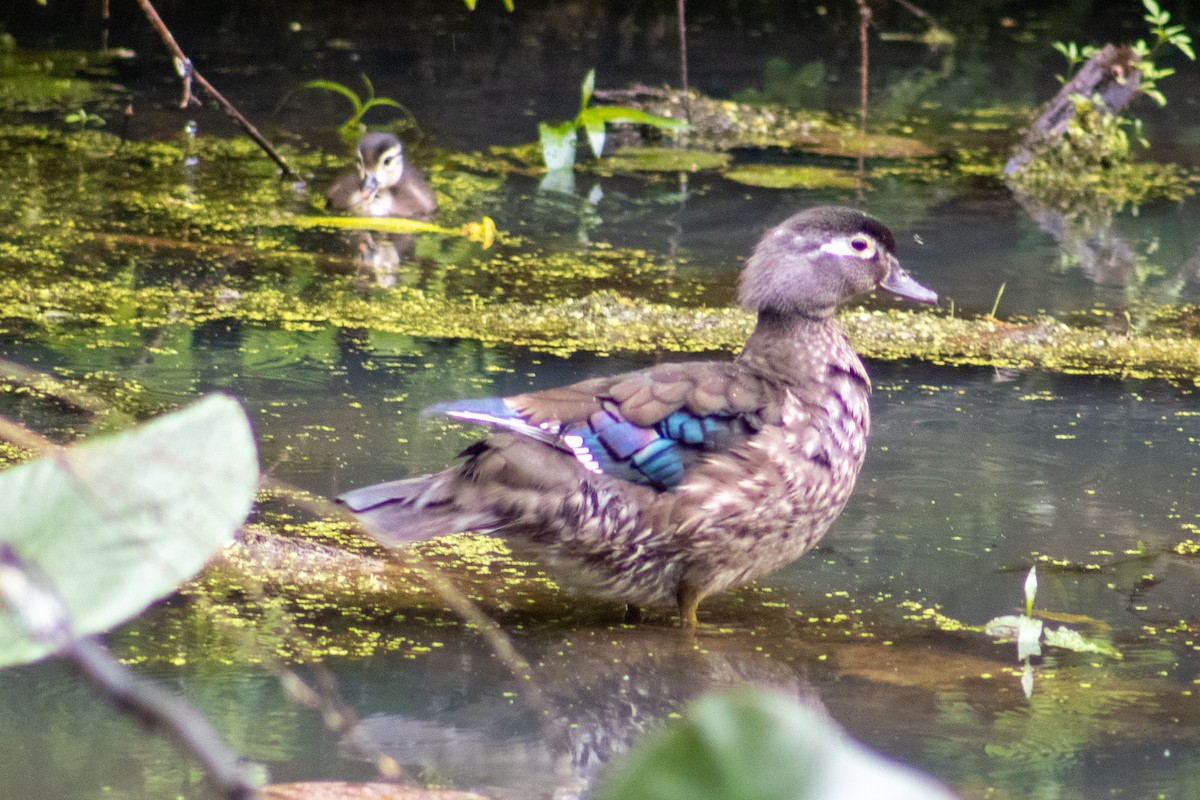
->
[0, 37, 117, 112]
[602, 146, 730, 173]
[2, 271, 1200, 383]
[291, 214, 498, 249]
[593, 86, 936, 158]
[723, 164, 859, 190]
[1007, 95, 1193, 214]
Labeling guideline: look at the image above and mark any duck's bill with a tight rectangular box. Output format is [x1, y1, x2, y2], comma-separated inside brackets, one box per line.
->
[881, 263, 938, 304]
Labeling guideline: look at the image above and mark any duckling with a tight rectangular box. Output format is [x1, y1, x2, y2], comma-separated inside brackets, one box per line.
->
[326, 132, 437, 219]
[339, 206, 937, 627]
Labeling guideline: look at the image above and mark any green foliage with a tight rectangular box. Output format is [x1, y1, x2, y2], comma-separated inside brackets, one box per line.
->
[598, 688, 954, 800]
[300, 74, 418, 144]
[1007, 93, 1190, 213]
[601, 146, 731, 173]
[984, 565, 1122, 684]
[0, 396, 258, 666]
[1052, 0, 1194, 106]
[462, 0, 513, 10]
[540, 70, 688, 171]
[63, 108, 104, 129]
[0, 37, 108, 113]
[722, 164, 858, 189]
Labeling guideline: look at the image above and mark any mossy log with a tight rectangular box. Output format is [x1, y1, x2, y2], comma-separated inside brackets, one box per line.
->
[1005, 44, 1141, 175]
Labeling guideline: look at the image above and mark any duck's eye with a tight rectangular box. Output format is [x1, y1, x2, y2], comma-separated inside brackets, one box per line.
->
[850, 235, 874, 254]
[819, 234, 880, 259]
[382, 155, 394, 167]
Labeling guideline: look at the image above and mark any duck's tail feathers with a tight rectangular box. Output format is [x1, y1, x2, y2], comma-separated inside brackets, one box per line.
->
[337, 472, 497, 544]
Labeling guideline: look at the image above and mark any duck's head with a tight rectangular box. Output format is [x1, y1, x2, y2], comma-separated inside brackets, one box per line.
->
[356, 132, 406, 200]
[739, 206, 937, 320]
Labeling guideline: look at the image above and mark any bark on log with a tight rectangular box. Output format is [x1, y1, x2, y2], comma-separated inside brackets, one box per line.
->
[1005, 44, 1141, 175]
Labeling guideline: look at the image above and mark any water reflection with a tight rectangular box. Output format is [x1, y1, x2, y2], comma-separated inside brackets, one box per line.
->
[346, 628, 814, 799]
[1011, 189, 1200, 317]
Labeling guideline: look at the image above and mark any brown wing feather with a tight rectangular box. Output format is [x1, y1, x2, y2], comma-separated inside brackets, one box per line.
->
[508, 362, 776, 430]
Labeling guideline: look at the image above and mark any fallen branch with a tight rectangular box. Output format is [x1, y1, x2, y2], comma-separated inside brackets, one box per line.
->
[0, 545, 257, 800]
[134, 0, 296, 179]
[1005, 44, 1141, 175]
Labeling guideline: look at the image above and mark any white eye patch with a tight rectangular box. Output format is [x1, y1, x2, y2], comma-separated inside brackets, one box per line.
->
[819, 234, 878, 259]
[379, 146, 404, 172]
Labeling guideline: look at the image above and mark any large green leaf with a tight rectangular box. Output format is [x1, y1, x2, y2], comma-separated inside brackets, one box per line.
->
[302, 80, 366, 116]
[579, 105, 688, 130]
[538, 120, 578, 170]
[598, 688, 957, 800]
[581, 115, 607, 159]
[580, 68, 596, 114]
[0, 395, 258, 666]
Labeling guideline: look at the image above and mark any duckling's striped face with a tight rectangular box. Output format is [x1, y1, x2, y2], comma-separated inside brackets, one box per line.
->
[739, 206, 936, 318]
[355, 134, 406, 199]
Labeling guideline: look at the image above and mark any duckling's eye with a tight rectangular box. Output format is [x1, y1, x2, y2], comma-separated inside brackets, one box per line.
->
[382, 155, 395, 167]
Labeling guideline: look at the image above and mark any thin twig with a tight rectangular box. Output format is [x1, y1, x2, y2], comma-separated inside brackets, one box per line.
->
[857, 0, 871, 135]
[892, 0, 933, 24]
[0, 415, 59, 456]
[0, 359, 113, 416]
[677, 0, 691, 123]
[262, 476, 555, 720]
[133, 0, 296, 178]
[0, 546, 257, 800]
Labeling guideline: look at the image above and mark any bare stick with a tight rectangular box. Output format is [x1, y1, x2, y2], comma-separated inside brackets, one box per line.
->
[134, 0, 296, 178]
[857, 0, 871, 134]
[892, 0, 933, 24]
[0, 546, 257, 800]
[677, 0, 691, 123]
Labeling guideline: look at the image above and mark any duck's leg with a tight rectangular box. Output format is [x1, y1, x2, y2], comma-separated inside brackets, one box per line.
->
[623, 603, 643, 624]
[676, 580, 701, 629]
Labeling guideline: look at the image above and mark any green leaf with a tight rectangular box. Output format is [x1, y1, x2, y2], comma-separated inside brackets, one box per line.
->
[580, 68, 596, 115]
[1024, 565, 1038, 616]
[538, 120, 578, 171]
[581, 115, 606, 159]
[303, 80, 365, 116]
[0, 396, 258, 667]
[723, 164, 858, 190]
[358, 73, 377, 101]
[1017, 614, 1043, 661]
[984, 615, 1025, 640]
[292, 215, 450, 235]
[361, 97, 405, 113]
[579, 105, 688, 130]
[1043, 626, 1122, 659]
[598, 688, 955, 800]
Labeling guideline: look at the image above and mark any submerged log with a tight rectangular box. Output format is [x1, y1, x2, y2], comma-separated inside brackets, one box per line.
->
[1005, 44, 1142, 175]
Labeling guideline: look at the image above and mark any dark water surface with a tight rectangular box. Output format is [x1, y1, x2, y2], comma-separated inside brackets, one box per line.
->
[2, 2, 1200, 798]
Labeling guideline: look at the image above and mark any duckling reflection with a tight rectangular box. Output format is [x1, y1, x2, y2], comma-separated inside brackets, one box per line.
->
[343, 630, 817, 799]
[327, 132, 438, 288]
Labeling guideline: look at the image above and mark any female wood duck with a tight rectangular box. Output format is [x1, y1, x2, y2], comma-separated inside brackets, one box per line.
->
[339, 206, 937, 627]
[326, 132, 437, 219]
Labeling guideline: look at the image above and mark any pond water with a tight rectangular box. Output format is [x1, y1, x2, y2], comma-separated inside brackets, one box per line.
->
[2, 2, 1200, 799]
